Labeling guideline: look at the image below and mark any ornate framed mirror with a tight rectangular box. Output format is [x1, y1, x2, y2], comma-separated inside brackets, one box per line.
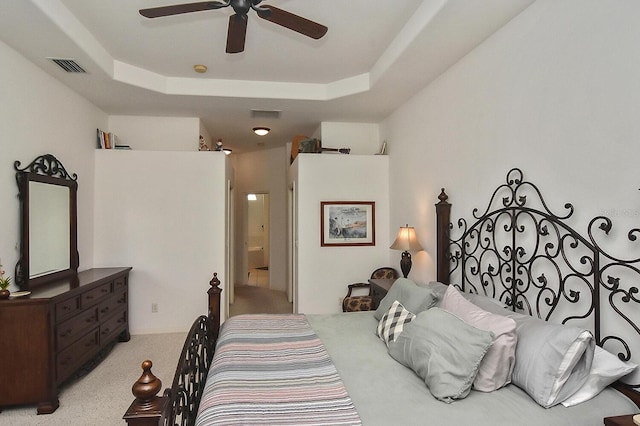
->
[14, 154, 79, 290]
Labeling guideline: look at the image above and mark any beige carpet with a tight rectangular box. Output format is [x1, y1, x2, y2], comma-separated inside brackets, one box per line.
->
[1, 332, 186, 425]
[229, 285, 293, 316]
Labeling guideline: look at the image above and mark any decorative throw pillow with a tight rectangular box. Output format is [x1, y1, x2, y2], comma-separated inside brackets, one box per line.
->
[388, 308, 495, 403]
[376, 300, 416, 347]
[439, 285, 517, 392]
[375, 278, 437, 320]
[561, 346, 637, 407]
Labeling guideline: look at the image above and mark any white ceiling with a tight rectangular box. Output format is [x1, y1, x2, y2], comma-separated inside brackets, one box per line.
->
[0, 0, 534, 153]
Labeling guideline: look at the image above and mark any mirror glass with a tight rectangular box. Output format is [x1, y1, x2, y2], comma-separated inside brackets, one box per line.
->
[29, 181, 70, 278]
[15, 154, 78, 291]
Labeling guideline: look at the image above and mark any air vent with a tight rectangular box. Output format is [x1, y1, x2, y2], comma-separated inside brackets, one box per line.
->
[251, 109, 281, 119]
[48, 58, 87, 73]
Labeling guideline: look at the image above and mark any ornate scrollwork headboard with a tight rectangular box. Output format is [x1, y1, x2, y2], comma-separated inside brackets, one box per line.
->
[435, 168, 640, 390]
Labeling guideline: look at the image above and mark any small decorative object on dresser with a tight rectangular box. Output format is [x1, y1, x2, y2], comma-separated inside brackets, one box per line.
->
[0, 262, 11, 299]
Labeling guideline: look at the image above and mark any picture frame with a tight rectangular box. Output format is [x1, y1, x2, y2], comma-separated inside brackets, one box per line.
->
[321, 201, 375, 247]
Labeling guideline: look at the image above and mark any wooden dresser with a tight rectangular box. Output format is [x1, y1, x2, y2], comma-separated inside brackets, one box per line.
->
[0, 267, 131, 414]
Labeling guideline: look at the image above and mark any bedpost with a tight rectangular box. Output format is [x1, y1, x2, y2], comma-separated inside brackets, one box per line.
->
[435, 188, 451, 285]
[208, 272, 222, 343]
[123, 360, 166, 425]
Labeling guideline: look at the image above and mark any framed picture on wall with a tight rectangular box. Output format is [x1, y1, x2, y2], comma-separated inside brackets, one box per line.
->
[321, 201, 375, 247]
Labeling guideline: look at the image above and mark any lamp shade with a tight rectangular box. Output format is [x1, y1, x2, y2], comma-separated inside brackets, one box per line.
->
[390, 225, 423, 252]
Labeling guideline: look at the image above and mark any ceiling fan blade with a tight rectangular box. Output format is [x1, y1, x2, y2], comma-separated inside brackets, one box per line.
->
[226, 14, 248, 54]
[139, 1, 228, 19]
[259, 5, 327, 40]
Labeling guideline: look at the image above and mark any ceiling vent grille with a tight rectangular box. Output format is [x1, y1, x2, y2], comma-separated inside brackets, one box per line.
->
[48, 58, 87, 73]
[251, 109, 281, 119]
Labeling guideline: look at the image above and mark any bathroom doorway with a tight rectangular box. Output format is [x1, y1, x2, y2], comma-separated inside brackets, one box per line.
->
[247, 193, 269, 287]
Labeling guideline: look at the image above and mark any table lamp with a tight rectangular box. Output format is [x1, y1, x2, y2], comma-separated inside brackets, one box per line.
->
[390, 224, 423, 278]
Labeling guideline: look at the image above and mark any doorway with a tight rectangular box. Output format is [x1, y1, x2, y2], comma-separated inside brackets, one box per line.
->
[246, 193, 269, 287]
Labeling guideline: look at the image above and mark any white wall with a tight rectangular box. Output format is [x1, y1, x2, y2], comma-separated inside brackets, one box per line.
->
[320, 122, 382, 155]
[93, 150, 228, 334]
[381, 0, 640, 285]
[294, 154, 390, 314]
[0, 40, 105, 289]
[108, 115, 200, 151]
[231, 146, 288, 293]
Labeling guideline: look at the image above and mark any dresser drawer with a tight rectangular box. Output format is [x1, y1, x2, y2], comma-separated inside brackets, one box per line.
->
[54, 296, 81, 322]
[81, 282, 111, 307]
[113, 275, 127, 292]
[56, 328, 99, 384]
[100, 308, 127, 344]
[56, 307, 99, 351]
[98, 291, 127, 321]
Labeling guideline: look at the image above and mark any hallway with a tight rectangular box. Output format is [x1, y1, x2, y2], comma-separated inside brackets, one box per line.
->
[230, 284, 293, 316]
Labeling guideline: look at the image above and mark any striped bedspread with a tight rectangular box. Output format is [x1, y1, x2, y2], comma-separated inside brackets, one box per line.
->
[195, 314, 362, 425]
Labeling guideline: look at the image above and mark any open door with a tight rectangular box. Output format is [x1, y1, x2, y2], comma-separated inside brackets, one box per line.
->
[246, 193, 270, 287]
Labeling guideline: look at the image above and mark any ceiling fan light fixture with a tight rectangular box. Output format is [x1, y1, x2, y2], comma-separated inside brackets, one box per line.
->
[193, 64, 208, 73]
[253, 127, 270, 136]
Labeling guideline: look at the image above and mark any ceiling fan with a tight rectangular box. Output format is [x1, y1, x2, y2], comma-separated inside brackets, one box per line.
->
[139, 0, 328, 54]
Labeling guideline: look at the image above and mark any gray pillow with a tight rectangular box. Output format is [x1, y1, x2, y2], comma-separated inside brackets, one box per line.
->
[388, 307, 495, 403]
[477, 301, 595, 408]
[374, 278, 437, 320]
[420, 281, 508, 311]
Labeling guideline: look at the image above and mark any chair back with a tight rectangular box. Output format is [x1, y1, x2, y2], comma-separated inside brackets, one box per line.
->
[370, 267, 399, 280]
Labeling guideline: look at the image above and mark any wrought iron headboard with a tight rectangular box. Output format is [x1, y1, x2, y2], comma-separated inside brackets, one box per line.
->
[435, 168, 640, 390]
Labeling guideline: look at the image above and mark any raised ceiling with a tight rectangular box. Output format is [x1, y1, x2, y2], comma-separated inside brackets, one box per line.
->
[0, 0, 534, 153]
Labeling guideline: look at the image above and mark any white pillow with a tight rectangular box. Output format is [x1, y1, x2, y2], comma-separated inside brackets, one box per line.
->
[561, 346, 637, 407]
[439, 285, 517, 392]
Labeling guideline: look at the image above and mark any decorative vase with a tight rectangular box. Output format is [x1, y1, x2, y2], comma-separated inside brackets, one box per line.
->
[0, 289, 9, 299]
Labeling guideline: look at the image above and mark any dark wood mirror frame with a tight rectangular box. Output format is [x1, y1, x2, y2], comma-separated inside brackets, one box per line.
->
[14, 154, 79, 291]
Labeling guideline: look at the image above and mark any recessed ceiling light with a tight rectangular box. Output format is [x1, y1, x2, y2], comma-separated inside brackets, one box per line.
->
[253, 127, 270, 136]
[193, 64, 207, 73]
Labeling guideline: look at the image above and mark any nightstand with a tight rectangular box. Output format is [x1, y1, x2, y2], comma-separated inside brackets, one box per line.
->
[368, 278, 395, 309]
[604, 414, 639, 426]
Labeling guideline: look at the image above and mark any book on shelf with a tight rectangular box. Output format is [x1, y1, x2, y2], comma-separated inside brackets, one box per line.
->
[96, 128, 121, 149]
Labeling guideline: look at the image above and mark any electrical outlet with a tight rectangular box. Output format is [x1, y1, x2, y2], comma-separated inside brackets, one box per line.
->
[151, 303, 158, 313]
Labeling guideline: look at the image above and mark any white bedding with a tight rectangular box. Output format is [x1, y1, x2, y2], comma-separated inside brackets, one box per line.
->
[307, 312, 638, 426]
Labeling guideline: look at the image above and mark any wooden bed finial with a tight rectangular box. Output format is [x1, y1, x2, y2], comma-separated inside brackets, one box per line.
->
[437, 188, 449, 204]
[131, 360, 162, 407]
[123, 360, 166, 425]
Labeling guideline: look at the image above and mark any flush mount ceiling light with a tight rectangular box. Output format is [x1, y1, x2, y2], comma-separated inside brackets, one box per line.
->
[193, 64, 207, 73]
[253, 127, 270, 136]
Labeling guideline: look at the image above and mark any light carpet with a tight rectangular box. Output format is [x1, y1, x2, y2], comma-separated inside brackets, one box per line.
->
[1, 332, 186, 426]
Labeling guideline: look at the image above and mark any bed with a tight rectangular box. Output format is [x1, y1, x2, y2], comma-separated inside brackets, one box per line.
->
[124, 168, 640, 425]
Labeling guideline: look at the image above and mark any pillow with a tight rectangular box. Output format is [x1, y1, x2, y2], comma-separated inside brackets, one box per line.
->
[511, 313, 594, 407]
[420, 281, 508, 311]
[388, 307, 494, 403]
[374, 278, 437, 320]
[470, 298, 596, 407]
[463, 292, 509, 311]
[376, 300, 416, 347]
[439, 285, 517, 392]
[561, 346, 637, 407]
